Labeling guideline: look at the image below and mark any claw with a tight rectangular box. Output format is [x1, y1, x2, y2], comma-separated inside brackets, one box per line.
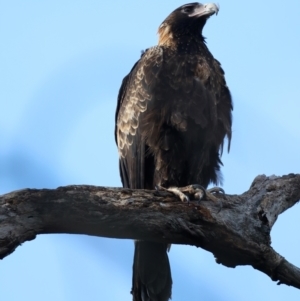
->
[156, 184, 225, 203]
[186, 184, 206, 200]
[166, 187, 190, 202]
[205, 186, 226, 202]
[207, 187, 225, 194]
[157, 185, 189, 202]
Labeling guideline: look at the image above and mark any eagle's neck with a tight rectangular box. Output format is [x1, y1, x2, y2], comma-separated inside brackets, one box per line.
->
[158, 23, 205, 52]
[158, 24, 175, 47]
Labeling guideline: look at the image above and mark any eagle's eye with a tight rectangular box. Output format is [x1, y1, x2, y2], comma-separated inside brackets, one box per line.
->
[181, 5, 194, 14]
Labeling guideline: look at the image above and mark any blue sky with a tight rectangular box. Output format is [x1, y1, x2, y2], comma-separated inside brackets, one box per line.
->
[1, 1, 300, 300]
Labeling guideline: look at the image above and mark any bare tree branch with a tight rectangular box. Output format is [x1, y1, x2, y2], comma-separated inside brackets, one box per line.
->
[0, 174, 300, 289]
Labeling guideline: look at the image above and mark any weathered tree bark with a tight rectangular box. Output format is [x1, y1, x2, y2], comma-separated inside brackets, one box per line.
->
[0, 174, 300, 289]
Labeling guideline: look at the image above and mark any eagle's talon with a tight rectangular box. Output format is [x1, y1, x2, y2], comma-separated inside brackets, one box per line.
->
[167, 187, 190, 202]
[191, 185, 206, 200]
[156, 185, 190, 202]
[157, 184, 225, 202]
[207, 187, 225, 195]
[194, 190, 205, 200]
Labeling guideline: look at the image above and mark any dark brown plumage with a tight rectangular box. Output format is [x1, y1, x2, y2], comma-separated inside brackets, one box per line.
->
[115, 3, 232, 301]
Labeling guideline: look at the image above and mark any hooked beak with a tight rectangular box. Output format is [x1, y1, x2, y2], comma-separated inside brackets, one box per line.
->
[189, 3, 219, 18]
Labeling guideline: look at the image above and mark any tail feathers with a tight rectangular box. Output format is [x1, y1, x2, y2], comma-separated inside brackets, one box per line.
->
[132, 241, 172, 301]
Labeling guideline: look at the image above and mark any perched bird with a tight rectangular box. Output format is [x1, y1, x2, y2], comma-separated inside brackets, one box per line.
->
[115, 2, 232, 301]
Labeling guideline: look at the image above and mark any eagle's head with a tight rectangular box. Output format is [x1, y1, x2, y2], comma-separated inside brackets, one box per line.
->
[158, 2, 219, 47]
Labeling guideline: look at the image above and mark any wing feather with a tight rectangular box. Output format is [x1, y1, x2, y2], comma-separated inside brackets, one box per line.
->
[115, 47, 163, 189]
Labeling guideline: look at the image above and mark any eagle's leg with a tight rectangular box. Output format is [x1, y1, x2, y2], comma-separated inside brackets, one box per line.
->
[157, 184, 225, 202]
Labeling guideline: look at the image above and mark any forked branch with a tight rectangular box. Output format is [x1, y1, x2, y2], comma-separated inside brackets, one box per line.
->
[0, 174, 300, 289]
